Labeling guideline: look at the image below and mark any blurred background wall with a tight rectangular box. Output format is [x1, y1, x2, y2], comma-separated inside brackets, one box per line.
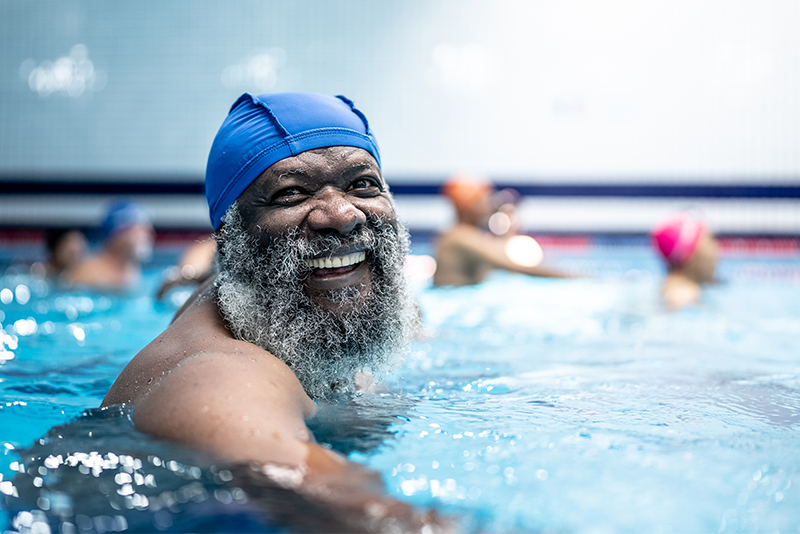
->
[1, 0, 799, 235]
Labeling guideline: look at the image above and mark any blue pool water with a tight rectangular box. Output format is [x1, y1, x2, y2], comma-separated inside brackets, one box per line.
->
[1, 243, 800, 533]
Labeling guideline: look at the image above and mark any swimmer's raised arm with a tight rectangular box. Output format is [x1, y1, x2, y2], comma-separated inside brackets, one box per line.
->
[445, 224, 570, 279]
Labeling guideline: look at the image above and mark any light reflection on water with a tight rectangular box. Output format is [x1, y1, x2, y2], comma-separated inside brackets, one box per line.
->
[364, 270, 800, 533]
[1, 251, 800, 532]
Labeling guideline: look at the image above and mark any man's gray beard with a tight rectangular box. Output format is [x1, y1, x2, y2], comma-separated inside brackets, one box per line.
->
[214, 204, 417, 399]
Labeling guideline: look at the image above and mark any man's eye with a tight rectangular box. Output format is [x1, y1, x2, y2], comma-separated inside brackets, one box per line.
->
[351, 178, 381, 192]
[272, 188, 305, 203]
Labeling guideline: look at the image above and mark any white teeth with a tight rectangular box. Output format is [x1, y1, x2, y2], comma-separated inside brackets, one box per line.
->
[306, 251, 366, 269]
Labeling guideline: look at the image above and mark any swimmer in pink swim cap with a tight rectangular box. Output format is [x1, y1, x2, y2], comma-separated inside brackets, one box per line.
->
[652, 212, 719, 310]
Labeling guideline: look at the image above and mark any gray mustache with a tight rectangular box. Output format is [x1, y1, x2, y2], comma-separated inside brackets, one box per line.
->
[279, 218, 394, 260]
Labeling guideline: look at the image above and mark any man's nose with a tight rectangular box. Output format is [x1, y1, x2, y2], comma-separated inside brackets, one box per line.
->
[307, 188, 367, 235]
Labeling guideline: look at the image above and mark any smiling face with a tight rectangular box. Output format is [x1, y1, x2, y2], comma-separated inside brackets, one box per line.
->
[213, 146, 416, 398]
[235, 146, 396, 312]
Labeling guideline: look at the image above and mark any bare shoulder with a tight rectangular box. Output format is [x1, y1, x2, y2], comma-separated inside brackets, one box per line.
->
[102, 281, 313, 415]
[102, 281, 316, 465]
[132, 348, 316, 465]
[661, 274, 701, 310]
[65, 255, 117, 287]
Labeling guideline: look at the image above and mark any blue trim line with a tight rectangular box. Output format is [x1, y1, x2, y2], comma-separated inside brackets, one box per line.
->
[1, 178, 799, 198]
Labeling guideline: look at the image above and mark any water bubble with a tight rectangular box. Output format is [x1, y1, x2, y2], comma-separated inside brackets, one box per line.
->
[14, 285, 30, 305]
[0, 288, 12, 304]
[67, 324, 85, 342]
[0, 481, 16, 495]
[43, 455, 62, 469]
[13, 318, 37, 336]
[131, 494, 149, 509]
[214, 489, 233, 504]
[13, 511, 34, 529]
[400, 480, 418, 496]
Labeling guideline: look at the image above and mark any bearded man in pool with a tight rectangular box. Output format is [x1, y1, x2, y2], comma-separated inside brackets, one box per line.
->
[102, 93, 441, 532]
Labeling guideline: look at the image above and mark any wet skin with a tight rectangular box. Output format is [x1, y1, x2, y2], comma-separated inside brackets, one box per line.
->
[235, 146, 396, 312]
[101, 147, 443, 531]
[661, 230, 720, 310]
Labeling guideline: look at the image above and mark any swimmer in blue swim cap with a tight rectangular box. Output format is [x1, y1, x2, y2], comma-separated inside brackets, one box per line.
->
[103, 93, 444, 532]
[66, 200, 154, 290]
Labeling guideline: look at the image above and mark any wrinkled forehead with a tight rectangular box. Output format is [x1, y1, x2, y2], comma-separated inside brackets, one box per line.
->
[258, 146, 382, 183]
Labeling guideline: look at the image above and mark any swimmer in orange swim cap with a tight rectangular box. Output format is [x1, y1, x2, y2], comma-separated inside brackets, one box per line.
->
[652, 212, 719, 310]
[433, 174, 568, 286]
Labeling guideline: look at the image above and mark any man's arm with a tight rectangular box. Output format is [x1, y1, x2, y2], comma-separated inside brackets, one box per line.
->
[132, 351, 443, 532]
[450, 225, 570, 278]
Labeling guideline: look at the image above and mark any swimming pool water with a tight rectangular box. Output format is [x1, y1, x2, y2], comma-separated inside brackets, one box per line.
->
[2, 245, 800, 533]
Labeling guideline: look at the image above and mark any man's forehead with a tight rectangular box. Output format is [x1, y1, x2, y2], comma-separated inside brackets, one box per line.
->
[262, 146, 381, 180]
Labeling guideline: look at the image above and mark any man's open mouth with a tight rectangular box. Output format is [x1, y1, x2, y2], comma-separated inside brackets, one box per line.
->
[305, 251, 366, 272]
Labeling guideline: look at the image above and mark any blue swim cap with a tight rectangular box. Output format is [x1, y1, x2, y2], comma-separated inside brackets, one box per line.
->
[205, 92, 381, 230]
[99, 200, 151, 240]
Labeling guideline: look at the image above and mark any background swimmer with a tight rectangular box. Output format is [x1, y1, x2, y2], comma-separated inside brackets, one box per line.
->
[43, 227, 87, 279]
[652, 212, 719, 310]
[155, 236, 216, 301]
[66, 200, 155, 291]
[433, 174, 568, 286]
